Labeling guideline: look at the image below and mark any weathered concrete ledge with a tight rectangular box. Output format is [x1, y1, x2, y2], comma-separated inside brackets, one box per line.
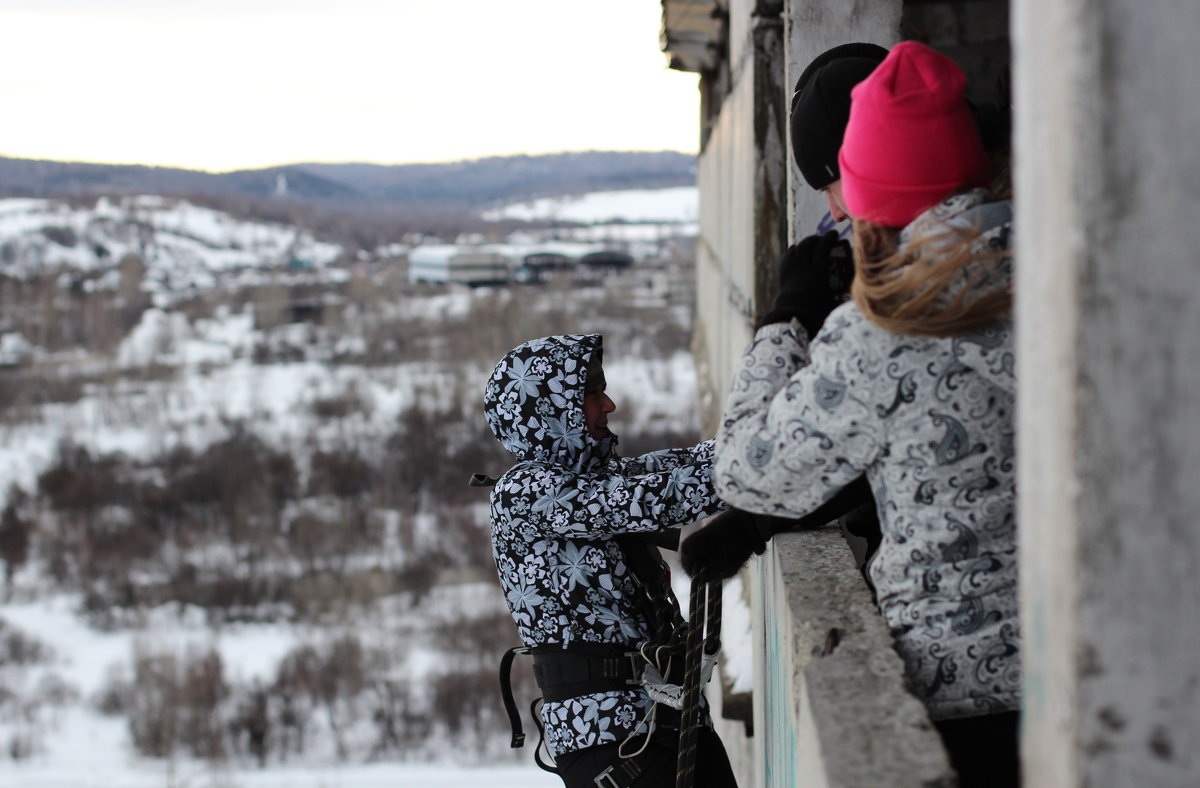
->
[754, 528, 955, 787]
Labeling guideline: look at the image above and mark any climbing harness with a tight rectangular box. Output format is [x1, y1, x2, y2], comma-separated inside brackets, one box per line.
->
[500, 643, 643, 744]
[474, 462, 726, 787]
[496, 572, 724, 788]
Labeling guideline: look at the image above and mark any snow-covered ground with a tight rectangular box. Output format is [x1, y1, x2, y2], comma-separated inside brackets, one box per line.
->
[482, 185, 697, 224]
[0, 196, 344, 295]
[0, 591, 559, 788]
[0, 189, 721, 787]
[2, 746, 558, 788]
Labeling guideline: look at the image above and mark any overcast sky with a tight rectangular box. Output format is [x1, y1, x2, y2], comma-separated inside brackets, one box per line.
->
[0, 0, 700, 172]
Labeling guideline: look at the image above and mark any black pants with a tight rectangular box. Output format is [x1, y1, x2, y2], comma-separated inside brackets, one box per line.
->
[556, 726, 737, 788]
[934, 710, 1021, 788]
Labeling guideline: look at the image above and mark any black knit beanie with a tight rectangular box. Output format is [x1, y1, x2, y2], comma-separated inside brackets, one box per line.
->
[789, 43, 889, 190]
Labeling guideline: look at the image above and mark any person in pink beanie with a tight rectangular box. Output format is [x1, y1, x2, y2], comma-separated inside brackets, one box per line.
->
[839, 40, 992, 228]
[703, 39, 1020, 786]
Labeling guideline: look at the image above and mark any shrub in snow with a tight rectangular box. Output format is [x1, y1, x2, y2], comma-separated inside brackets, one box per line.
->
[126, 645, 229, 760]
[0, 490, 32, 599]
[0, 619, 72, 762]
[0, 617, 51, 666]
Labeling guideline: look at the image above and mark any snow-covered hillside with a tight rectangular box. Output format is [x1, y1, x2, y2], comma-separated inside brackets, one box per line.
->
[0, 196, 345, 294]
[0, 191, 702, 787]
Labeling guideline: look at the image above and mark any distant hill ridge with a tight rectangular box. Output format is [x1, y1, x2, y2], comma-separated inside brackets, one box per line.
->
[0, 151, 697, 213]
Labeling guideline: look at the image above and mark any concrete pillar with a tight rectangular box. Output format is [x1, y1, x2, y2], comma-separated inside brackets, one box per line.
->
[1014, 1, 1200, 785]
[693, 0, 788, 434]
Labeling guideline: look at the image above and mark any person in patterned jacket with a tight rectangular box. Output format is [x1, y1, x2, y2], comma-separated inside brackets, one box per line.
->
[688, 42, 1021, 787]
[483, 333, 738, 788]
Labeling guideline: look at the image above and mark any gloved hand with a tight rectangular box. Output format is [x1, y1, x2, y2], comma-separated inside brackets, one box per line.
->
[680, 508, 765, 580]
[681, 478, 876, 581]
[757, 230, 854, 336]
[681, 508, 804, 580]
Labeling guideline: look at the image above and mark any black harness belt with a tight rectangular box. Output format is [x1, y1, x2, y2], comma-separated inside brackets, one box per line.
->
[532, 645, 641, 701]
[500, 644, 641, 750]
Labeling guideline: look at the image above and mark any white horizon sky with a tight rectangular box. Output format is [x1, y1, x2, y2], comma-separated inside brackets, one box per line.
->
[0, 0, 701, 172]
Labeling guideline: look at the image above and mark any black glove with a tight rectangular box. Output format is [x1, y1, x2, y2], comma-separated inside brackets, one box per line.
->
[680, 508, 769, 581]
[757, 230, 854, 336]
[681, 478, 875, 581]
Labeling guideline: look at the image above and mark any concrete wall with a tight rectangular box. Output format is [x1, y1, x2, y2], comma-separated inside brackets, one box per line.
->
[900, 1, 1009, 107]
[693, 0, 787, 434]
[1014, 1, 1200, 785]
[757, 530, 955, 787]
[691, 3, 789, 780]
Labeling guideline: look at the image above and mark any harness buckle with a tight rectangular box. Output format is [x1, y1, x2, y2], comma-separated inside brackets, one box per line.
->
[625, 651, 643, 686]
[593, 752, 645, 788]
[593, 766, 621, 788]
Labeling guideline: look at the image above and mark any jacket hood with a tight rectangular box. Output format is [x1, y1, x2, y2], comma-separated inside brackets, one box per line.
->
[900, 189, 1015, 396]
[483, 334, 615, 475]
[897, 189, 1013, 300]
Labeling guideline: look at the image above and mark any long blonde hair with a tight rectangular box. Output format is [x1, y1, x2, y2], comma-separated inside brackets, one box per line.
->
[849, 209, 1011, 338]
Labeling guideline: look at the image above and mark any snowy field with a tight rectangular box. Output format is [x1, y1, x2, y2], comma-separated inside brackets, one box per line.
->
[0, 188, 713, 787]
[482, 186, 697, 224]
[2, 757, 559, 788]
[0, 594, 559, 788]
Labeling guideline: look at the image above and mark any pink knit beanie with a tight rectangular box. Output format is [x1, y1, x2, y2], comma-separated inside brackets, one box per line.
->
[838, 41, 987, 228]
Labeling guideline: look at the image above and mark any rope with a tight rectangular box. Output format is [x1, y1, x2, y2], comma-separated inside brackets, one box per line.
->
[675, 574, 722, 788]
[614, 539, 692, 763]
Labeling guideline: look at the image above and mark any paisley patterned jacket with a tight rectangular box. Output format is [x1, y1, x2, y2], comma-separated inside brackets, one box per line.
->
[716, 192, 1020, 720]
[484, 333, 725, 757]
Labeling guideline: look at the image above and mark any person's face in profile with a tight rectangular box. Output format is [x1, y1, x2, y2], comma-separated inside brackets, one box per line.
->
[583, 368, 616, 439]
[824, 179, 851, 223]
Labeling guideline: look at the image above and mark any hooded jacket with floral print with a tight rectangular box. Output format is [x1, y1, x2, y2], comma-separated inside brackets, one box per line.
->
[716, 191, 1020, 721]
[484, 334, 726, 757]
